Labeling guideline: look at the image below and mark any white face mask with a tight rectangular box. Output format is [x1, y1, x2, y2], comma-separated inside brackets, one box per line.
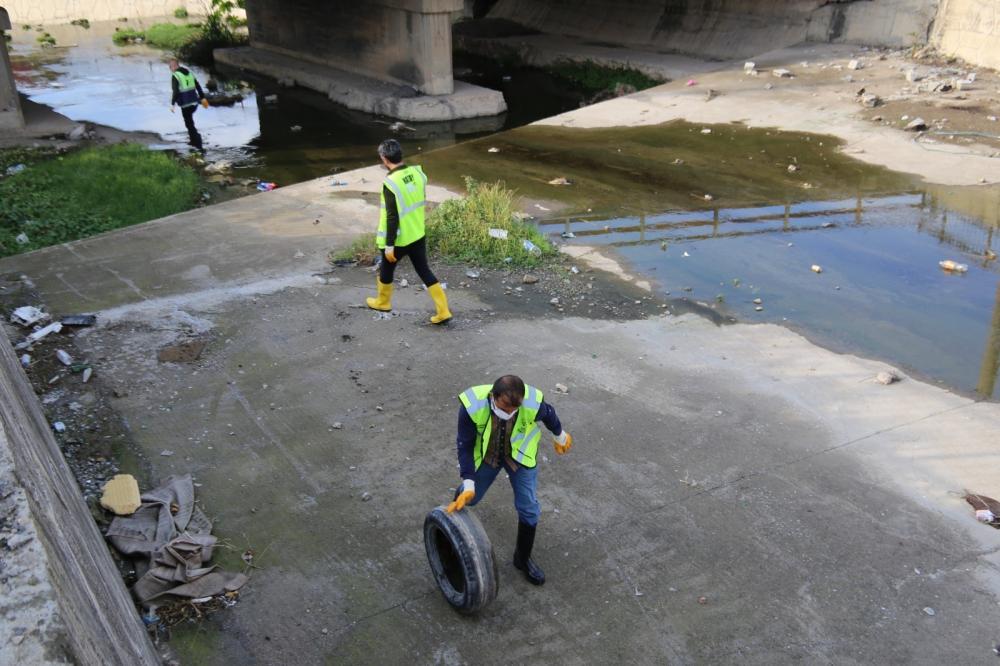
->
[490, 397, 517, 421]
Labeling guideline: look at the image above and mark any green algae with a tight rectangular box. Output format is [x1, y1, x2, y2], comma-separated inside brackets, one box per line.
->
[416, 121, 917, 218]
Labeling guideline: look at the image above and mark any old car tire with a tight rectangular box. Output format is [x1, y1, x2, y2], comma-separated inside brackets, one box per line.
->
[424, 506, 499, 613]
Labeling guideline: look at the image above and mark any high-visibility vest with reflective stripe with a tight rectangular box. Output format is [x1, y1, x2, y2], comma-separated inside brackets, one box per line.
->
[377, 165, 427, 249]
[172, 70, 199, 108]
[459, 384, 544, 470]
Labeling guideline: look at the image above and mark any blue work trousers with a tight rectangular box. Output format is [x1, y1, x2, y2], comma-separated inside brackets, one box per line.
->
[468, 461, 540, 526]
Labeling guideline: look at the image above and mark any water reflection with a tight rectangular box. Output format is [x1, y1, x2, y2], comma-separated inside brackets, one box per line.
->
[555, 192, 1000, 398]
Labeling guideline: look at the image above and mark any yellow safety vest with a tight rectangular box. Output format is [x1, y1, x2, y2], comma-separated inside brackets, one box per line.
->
[459, 384, 544, 470]
[377, 165, 427, 249]
[172, 70, 199, 108]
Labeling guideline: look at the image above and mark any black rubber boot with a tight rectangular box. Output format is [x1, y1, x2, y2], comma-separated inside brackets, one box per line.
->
[513, 521, 545, 586]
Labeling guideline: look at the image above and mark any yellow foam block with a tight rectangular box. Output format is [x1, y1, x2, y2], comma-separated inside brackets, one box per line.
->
[100, 474, 141, 515]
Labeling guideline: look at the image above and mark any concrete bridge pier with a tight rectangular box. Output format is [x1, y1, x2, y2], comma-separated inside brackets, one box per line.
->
[216, 0, 506, 122]
[0, 7, 26, 133]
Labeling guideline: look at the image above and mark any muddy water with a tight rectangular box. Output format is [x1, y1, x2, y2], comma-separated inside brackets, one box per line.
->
[421, 122, 1000, 398]
[6, 20, 587, 186]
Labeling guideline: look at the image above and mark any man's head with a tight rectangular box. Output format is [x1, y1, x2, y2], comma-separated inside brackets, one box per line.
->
[377, 139, 403, 169]
[168, 58, 179, 72]
[491, 375, 525, 413]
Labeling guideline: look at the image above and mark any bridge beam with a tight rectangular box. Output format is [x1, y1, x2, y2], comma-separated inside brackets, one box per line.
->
[244, 0, 462, 96]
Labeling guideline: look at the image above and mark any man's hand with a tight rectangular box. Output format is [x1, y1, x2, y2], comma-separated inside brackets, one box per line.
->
[446, 479, 475, 513]
[553, 431, 573, 455]
[200, 98, 209, 109]
[170, 106, 175, 113]
[384, 247, 397, 263]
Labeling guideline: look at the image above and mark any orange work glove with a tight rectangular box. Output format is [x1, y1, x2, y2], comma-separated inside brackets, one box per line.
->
[446, 480, 475, 514]
[553, 431, 573, 455]
[384, 247, 397, 263]
[200, 98, 209, 109]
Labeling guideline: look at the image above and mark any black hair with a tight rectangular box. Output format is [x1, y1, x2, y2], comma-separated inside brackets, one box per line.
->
[378, 138, 403, 164]
[491, 375, 525, 407]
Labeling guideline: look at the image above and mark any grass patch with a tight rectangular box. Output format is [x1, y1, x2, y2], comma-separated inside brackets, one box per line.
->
[174, 7, 190, 18]
[70, 18, 91, 29]
[331, 178, 556, 268]
[36, 32, 56, 47]
[546, 60, 663, 95]
[112, 27, 145, 45]
[0, 144, 201, 256]
[427, 178, 556, 267]
[145, 23, 201, 50]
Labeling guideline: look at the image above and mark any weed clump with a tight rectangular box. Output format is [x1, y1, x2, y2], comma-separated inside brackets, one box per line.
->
[174, 8, 190, 19]
[112, 27, 145, 45]
[331, 178, 556, 268]
[35, 32, 56, 47]
[547, 60, 663, 96]
[0, 144, 201, 256]
[70, 18, 91, 29]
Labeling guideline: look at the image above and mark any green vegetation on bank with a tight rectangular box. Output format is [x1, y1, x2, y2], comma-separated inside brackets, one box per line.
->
[547, 60, 663, 95]
[111, 0, 247, 64]
[0, 145, 201, 256]
[174, 8, 190, 18]
[70, 18, 91, 29]
[332, 178, 556, 268]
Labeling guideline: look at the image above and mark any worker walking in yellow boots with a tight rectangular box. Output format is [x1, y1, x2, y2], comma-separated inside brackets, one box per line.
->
[366, 139, 452, 325]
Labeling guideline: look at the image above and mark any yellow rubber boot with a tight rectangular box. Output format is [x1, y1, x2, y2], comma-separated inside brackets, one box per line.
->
[366, 279, 393, 312]
[427, 282, 452, 324]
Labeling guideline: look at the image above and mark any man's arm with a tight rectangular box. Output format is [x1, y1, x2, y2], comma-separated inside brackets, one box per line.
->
[171, 76, 180, 106]
[195, 78, 205, 100]
[456, 404, 478, 480]
[383, 184, 400, 248]
[536, 400, 563, 435]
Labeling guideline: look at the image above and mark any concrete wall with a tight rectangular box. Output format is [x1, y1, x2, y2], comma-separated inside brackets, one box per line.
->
[487, 0, 939, 59]
[244, 0, 461, 95]
[0, 7, 24, 133]
[933, 0, 1000, 70]
[0, 336, 159, 665]
[1, 0, 205, 24]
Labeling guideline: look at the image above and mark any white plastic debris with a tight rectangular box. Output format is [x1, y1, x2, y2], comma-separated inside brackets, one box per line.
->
[488, 228, 509, 240]
[19, 354, 31, 367]
[522, 239, 541, 255]
[15, 232, 29, 245]
[700, 128, 712, 134]
[811, 265, 823, 274]
[847, 59, 862, 70]
[938, 260, 968, 273]
[743, 61, 756, 74]
[976, 509, 996, 523]
[82, 367, 93, 383]
[55, 349, 73, 366]
[554, 383, 569, 394]
[487, 147, 500, 153]
[11, 306, 48, 327]
[16, 322, 62, 350]
[772, 68, 793, 78]
[52, 421, 66, 433]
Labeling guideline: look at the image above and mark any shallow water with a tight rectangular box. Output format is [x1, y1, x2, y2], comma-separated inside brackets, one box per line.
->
[558, 190, 1000, 398]
[6, 20, 585, 186]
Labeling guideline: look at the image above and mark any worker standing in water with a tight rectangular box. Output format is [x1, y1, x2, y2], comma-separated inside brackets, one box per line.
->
[169, 58, 208, 151]
[447, 375, 573, 585]
[366, 139, 452, 325]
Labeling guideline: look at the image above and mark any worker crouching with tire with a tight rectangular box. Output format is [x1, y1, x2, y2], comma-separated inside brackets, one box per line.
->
[447, 375, 573, 585]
